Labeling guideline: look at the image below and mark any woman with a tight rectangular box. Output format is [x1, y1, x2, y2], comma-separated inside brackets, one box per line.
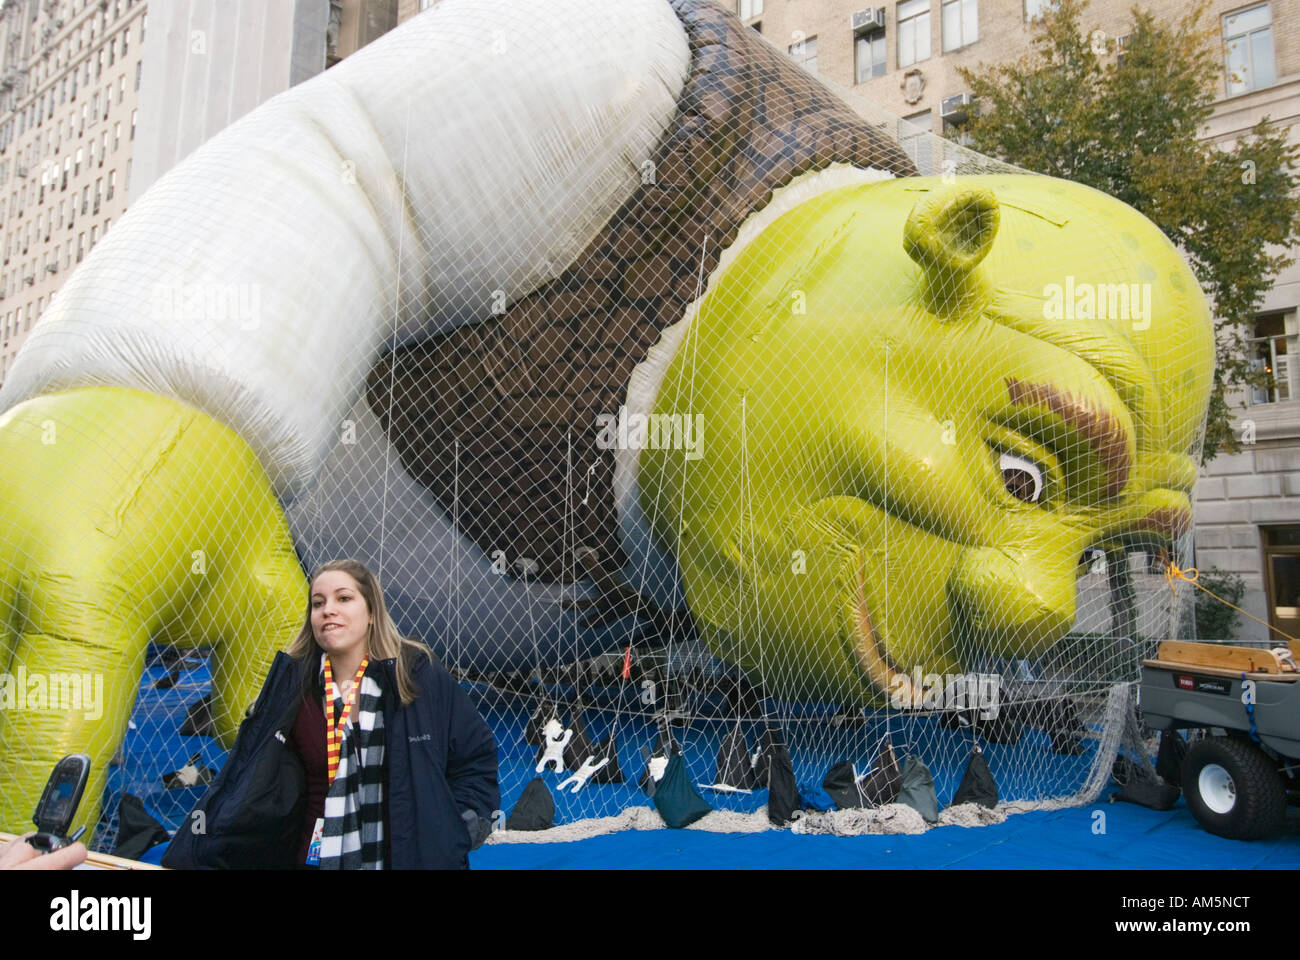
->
[163, 559, 499, 870]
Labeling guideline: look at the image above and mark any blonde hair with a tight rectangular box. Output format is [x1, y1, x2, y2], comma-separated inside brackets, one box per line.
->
[287, 558, 433, 706]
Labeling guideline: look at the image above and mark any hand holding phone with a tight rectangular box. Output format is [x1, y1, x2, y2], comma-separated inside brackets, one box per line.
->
[26, 754, 90, 853]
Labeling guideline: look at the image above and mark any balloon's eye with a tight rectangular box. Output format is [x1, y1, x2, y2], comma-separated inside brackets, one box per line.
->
[1000, 452, 1043, 503]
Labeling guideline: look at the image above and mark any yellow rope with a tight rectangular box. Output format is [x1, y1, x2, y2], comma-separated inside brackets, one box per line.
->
[1165, 562, 1298, 645]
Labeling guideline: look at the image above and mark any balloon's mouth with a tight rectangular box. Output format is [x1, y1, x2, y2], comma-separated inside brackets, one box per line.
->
[848, 557, 919, 705]
[1125, 505, 1193, 541]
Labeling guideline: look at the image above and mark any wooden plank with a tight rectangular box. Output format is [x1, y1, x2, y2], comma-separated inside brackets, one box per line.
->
[1142, 660, 1300, 682]
[1156, 640, 1295, 675]
[0, 831, 165, 870]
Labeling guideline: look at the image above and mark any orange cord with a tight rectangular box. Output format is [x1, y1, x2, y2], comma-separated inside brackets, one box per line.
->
[1165, 562, 1298, 645]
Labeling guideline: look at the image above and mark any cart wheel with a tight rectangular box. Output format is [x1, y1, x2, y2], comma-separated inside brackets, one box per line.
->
[1181, 736, 1286, 840]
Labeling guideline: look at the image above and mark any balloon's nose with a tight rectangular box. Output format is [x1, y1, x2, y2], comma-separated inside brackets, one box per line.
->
[948, 543, 1080, 660]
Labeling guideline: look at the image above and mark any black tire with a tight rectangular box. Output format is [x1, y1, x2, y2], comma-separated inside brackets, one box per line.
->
[1182, 736, 1286, 841]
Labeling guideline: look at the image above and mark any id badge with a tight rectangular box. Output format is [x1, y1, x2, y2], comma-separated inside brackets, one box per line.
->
[305, 817, 324, 866]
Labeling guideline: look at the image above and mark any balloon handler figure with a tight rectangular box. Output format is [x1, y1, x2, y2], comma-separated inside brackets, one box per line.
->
[0, 0, 1214, 840]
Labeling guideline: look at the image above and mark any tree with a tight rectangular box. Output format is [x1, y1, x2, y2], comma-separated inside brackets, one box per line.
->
[956, 0, 1300, 460]
[1192, 566, 1245, 641]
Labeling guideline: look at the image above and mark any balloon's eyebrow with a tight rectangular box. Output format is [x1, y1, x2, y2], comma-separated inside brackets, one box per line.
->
[1004, 376, 1133, 497]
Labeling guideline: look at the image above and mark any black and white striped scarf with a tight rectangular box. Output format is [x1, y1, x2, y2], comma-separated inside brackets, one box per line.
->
[317, 653, 385, 870]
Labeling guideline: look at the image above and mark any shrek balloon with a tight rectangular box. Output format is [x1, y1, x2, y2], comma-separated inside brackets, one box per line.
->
[0, 0, 1213, 835]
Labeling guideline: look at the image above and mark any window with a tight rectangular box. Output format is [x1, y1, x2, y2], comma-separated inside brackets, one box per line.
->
[134, 60, 141, 91]
[99, 131, 107, 162]
[1115, 33, 1131, 68]
[96, 49, 103, 79]
[943, 114, 973, 146]
[108, 36, 114, 65]
[122, 22, 128, 54]
[941, 0, 977, 51]
[739, 0, 762, 19]
[76, 232, 83, 262]
[81, 184, 88, 215]
[1024, 0, 1056, 20]
[130, 109, 136, 141]
[118, 76, 125, 103]
[1223, 4, 1275, 96]
[74, 147, 81, 176]
[900, 109, 932, 172]
[139, 12, 145, 42]
[107, 169, 115, 199]
[102, 86, 109, 120]
[788, 35, 818, 73]
[856, 32, 887, 82]
[1250, 313, 1294, 404]
[113, 121, 120, 151]
[898, 0, 931, 67]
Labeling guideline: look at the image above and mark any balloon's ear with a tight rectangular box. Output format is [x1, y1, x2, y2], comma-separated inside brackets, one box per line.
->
[903, 186, 999, 315]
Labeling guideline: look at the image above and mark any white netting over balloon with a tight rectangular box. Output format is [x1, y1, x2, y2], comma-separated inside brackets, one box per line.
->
[0, 0, 1210, 854]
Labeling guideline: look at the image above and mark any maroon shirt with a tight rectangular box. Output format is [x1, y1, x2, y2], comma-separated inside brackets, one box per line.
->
[287, 693, 328, 867]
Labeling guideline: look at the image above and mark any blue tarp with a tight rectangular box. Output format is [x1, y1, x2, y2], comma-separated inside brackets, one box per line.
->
[470, 801, 1300, 869]
[114, 644, 1300, 869]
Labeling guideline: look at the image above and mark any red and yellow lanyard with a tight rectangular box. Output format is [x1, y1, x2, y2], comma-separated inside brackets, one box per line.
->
[324, 656, 369, 786]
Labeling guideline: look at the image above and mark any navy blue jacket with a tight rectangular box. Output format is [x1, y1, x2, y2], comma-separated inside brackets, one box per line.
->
[162, 649, 499, 869]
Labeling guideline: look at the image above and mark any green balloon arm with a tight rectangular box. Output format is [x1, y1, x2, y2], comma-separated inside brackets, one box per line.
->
[0, 386, 305, 840]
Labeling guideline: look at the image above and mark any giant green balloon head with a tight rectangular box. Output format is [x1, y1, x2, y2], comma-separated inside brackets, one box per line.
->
[642, 173, 1214, 705]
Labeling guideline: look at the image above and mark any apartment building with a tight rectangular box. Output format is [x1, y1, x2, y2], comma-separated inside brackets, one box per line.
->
[0, 0, 145, 385]
[734, 0, 1299, 643]
[0, 0, 335, 384]
[328, 0, 433, 62]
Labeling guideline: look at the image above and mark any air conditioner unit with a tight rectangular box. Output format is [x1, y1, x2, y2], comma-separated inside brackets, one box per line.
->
[851, 7, 886, 33]
[940, 92, 974, 121]
[15, 165, 25, 177]
[45, 262, 56, 273]
[22, 274, 35, 285]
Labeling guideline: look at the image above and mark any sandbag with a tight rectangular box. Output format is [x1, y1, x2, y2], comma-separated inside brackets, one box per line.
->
[952, 749, 998, 807]
[589, 732, 625, 785]
[506, 778, 554, 831]
[823, 760, 863, 810]
[860, 741, 902, 807]
[897, 756, 939, 823]
[716, 721, 757, 789]
[652, 753, 712, 828]
[113, 793, 171, 860]
[764, 730, 801, 825]
[562, 711, 596, 771]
